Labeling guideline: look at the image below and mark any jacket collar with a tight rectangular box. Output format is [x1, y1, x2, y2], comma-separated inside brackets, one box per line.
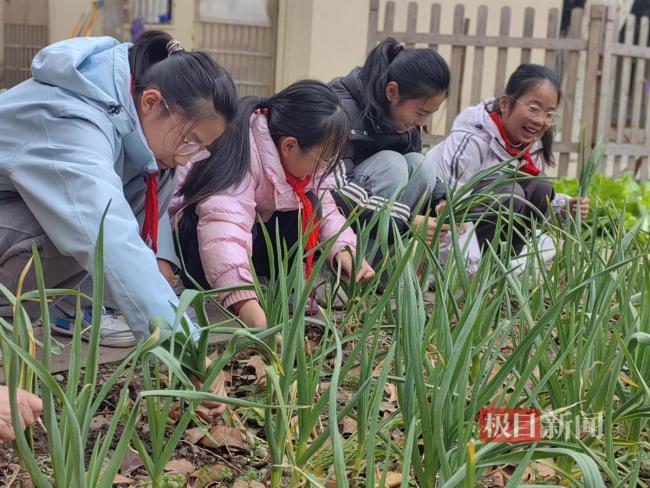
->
[465, 99, 543, 161]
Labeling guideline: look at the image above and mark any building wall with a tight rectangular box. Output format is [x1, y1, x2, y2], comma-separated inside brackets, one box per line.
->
[276, 0, 563, 91]
[274, 0, 313, 89]
[50, 0, 103, 42]
[40, 0, 564, 101]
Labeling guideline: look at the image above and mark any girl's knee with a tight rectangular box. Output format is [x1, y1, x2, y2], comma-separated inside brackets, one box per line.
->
[371, 151, 410, 187]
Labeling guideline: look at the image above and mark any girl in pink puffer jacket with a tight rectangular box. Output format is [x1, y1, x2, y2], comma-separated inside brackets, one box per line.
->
[171, 80, 375, 328]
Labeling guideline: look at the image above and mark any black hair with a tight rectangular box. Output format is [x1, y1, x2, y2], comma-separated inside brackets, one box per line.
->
[359, 37, 450, 130]
[176, 79, 349, 256]
[129, 30, 238, 125]
[496, 63, 562, 165]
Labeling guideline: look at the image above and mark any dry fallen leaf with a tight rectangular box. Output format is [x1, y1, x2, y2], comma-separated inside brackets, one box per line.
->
[119, 448, 143, 476]
[391, 429, 404, 443]
[195, 405, 214, 423]
[168, 401, 182, 422]
[481, 467, 506, 487]
[200, 425, 247, 450]
[372, 359, 385, 377]
[384, 383, 398, 403]
[164, 459, 194, 474]
[112, 474, 135, 486]
[619, 371, 640, 388]
[245, 355, 268, 385]
[184, 426, 207, 445]
[375, 471, 402, 487]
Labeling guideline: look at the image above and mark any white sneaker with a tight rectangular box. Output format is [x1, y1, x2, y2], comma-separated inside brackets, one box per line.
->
[51, 307, 138, 348]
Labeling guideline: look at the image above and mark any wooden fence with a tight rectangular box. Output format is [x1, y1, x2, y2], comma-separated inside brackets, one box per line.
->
[368, 1, 650, 179]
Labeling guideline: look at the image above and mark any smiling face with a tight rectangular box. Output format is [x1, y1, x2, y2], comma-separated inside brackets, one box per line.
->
[385, 81, 447, 133]
[498, 80, 559, 146]
[137, 88, 227, 170]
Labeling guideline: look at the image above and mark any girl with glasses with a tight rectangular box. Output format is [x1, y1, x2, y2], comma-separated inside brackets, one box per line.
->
[0, 30, 237, 366]
[425, 63, 590, 256]
[172, 80, 375, 330]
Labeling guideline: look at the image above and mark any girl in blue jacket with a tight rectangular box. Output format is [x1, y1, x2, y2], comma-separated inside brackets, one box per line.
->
[0, 30, 238, 358]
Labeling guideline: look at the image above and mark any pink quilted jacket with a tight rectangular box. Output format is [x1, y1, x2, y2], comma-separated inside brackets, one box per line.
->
[170, 112, 357, 308]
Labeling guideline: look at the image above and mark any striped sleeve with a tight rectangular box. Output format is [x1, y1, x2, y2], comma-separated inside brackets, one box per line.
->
[331, 159, 411, 234]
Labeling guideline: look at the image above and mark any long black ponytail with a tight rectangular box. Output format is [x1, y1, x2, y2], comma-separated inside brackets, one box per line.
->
[360, 37, 450, 130]
[178, 79, 348, 210]
[176, 80, 349, 287]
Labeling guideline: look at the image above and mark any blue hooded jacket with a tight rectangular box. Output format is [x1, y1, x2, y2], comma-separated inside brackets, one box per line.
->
[0, 36, 184, 338]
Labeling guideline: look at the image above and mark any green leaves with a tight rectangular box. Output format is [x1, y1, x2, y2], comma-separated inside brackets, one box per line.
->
[555, 172, 650, 234]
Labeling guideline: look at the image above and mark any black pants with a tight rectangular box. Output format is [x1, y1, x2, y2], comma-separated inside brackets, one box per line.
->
[473, 177, 554, 255]
[177, 192, 321, 290]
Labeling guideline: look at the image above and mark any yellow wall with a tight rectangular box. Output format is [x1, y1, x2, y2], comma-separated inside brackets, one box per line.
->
[306, 0, 370, 84]
[50, 0, 103, 42]
[275, 0, 313, 88]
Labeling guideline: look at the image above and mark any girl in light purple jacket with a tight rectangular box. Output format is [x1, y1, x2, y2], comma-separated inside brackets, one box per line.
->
[426, 64, 590, 255]
[171, 80, 375, 329]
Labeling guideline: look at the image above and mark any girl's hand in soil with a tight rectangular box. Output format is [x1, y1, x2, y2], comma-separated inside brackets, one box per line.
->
[233, 299, 267, 329]
[0, 386, 42, 441]
[157, 259, 176, 286]
[337, 250, 375, 283]
[412, 215, 451, 244]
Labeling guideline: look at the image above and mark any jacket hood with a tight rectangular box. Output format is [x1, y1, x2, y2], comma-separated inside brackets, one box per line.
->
[31, 36, 156, 172]
[451, 99, 499, 138]
[33, 36, 128, 111]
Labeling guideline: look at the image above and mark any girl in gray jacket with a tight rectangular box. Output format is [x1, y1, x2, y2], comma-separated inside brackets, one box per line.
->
[425, 64, 590, 255]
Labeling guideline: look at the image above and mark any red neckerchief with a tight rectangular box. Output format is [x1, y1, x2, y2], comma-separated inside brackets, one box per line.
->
[142, 173, 159, 253]
[285, 173, 320, 279]
[130, 75, 160, 253]
[488, 111, 541, 176]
